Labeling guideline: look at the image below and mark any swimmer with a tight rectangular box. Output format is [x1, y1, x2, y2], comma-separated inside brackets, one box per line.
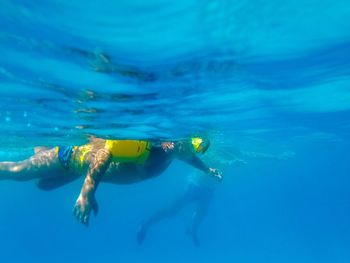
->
[137, 146, 294, 246]
[0, 137, 222, 225]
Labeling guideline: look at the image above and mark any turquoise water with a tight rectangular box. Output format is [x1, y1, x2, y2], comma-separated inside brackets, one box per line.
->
[0, 0, 350, 262]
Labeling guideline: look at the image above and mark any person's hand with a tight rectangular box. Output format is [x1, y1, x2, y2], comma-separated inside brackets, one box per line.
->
[209, 167, 223, 182]
[73, 194, 99, 226]
[161, 142, 174, 152]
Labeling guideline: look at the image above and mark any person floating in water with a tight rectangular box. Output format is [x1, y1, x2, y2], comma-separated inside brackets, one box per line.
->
[137, 170, 216, 247]
[0, 137, 222, 226]
[137, 146, 294, 246]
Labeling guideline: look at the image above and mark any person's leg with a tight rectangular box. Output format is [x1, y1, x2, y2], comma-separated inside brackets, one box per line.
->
[36, 175, 80, 190]
[137, 194, 189, 244]
[187, 204, 208, 247]
[0, 148, 62, 181]
[187, 189, 214, 247]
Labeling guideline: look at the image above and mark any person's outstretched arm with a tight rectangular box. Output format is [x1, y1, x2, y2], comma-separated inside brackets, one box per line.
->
[172, 142, 222, 181]
[73, 148, 111, 225]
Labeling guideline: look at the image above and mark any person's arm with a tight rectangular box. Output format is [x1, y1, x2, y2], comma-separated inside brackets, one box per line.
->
[183, 155, 222, 181]
[173, 142, 222, 181]
[73, 148, 111, 225]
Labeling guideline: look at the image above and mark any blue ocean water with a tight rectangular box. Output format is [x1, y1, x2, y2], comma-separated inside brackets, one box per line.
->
[0, 0, 350, 262]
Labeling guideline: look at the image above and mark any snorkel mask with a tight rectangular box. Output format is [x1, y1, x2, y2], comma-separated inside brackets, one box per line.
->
[191, 137, 210, 154]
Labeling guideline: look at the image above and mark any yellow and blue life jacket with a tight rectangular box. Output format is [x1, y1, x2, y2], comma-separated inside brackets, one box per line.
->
[105, 140, 152, 164]
[57, 140, 152, 168]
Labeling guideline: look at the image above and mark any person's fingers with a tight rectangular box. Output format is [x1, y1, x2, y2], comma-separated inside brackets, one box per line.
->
[79, 212, 85, 223]
[72, 198, 93, 225]
[83, 215, 89, 226]
[73, 204, 86, 224]
[217, 175, 223, 182]
[92, 202, 99, 216]
[73, 205, 79, 217]
[216, 172, 223, 182]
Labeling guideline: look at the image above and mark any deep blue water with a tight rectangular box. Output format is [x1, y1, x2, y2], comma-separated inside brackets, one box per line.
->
[0, 0, 350, 262]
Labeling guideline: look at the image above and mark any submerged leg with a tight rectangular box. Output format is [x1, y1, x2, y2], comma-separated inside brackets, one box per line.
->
[187, 205, 208, 247]
[0, 148, 61, 181]
[37, 175, 80, 191]
[187, 191, 213, 247]
[137, 195, 189, 245]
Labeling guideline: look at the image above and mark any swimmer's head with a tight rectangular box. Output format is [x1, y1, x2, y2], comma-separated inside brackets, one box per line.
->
[191, 137, 210, 154]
